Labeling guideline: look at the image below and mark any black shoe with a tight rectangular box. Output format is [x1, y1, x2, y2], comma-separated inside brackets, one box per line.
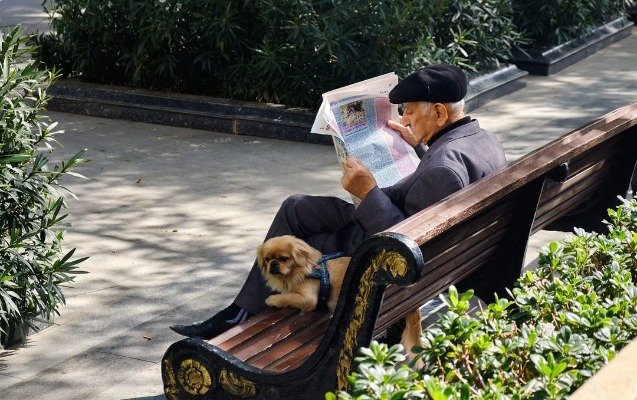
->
[170, 304, 250, 339]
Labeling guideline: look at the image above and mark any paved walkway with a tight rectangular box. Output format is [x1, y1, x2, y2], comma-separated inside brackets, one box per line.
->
[0, 0, 49, 34]
[1, 5, 636, 399]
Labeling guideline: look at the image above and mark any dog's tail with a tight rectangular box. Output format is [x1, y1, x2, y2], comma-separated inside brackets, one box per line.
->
[401, 309, 423, 368]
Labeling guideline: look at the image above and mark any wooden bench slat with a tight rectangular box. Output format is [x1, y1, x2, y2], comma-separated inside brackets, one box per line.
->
[540, 157, 608, 197]
[535, 160, 610, 218]
[377, 216, 511, 316]
[376, 235, 505, 332]
[419, 200, 513, 253]
[556, 138, 619, 176]
[377, 200, 515, 331]
[265, 337, 323, 373]
[423, 225, 509, 276]
[375, 241, 499, 332]
[422, 212, 513, 268]
[231, 310, 327, 360]
[534, 180, 605, 232]
[531, 141, 620, 234]
[534, 160, 608, 211]
[209, 307, 297, 349]
[251, 317, 331, 370]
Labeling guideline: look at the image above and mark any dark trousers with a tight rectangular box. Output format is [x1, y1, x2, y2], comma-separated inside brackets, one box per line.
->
[233, 194, 366, 314]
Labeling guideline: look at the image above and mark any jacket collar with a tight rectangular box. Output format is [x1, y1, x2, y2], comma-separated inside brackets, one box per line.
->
[425, 118, 481, 155]
[426, 116, 472, 146]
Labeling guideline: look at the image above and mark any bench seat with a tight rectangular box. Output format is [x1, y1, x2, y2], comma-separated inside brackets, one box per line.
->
[208, 308, 329, 373]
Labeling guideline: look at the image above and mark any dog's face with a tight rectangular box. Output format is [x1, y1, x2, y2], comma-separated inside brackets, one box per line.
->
[256, 235, 322, 291]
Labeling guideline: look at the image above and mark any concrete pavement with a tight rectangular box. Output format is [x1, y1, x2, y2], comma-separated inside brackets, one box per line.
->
[0, 0, 48, 34]
[1, 5, 637, 399]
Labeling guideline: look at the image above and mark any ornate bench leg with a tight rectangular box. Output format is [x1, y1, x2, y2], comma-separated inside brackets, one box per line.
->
[163, 344, 217, 399]
[163, 340, 260, 400]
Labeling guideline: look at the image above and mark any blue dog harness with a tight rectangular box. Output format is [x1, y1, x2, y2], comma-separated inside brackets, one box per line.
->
[306, 252, 344, 310]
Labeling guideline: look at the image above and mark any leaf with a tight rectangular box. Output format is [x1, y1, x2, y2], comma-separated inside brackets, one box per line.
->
[0, 153, 32, 164]
[62, 171, 89, 180]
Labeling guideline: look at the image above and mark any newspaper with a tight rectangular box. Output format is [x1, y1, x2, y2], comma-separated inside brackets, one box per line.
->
[311, 73, 419, 204]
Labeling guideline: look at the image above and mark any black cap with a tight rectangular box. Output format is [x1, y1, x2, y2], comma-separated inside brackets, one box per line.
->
[389, 64, 467, 104]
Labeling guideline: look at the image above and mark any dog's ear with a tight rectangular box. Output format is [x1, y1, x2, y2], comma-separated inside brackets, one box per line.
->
[291, 239, 320, 269]
[256, 243, 266, 269]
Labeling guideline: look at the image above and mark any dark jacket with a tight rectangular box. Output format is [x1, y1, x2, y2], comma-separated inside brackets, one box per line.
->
[352, 119, 506, 234]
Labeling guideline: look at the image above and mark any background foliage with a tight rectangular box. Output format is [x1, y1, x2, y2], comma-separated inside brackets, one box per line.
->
[512, 0, 636, 47]
[1, 26, 87, 346]
[331, 198, 637, 399]
[36, 0, 521, 108]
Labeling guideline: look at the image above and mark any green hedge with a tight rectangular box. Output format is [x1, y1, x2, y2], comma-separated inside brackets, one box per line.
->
[36, 0, 521, 108]
[1, 27, 87, 346]
[331, 198, 637, 399]
[512, 0, 635, 47]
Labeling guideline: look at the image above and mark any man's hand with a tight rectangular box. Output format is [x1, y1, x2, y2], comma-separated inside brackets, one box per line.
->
[341, 156, 377, 200]
[388, 119, 420, 147]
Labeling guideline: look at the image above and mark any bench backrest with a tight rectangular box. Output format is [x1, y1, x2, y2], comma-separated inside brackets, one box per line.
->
[373, 102, 637, 334]
[326, 103, 637, 391]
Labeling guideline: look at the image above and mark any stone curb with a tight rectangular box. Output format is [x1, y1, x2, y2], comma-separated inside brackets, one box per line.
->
[47, 66, 527, 144]
[47, 81, 328, 144]
[511, 17, 634, 76]
[465, 65, 528, 111]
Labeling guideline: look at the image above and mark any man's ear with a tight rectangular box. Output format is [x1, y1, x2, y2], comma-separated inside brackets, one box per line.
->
[433, 103, 449, 127]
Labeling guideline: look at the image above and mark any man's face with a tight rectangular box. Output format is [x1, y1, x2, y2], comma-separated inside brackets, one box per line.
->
[400, 102, 439, 144]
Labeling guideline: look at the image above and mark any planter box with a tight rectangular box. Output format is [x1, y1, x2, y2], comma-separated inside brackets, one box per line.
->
[47, 66, 526, 144]
[510, 17, 634, 76]
[47, 80, 327, 145]
[465, 65, 528, 112]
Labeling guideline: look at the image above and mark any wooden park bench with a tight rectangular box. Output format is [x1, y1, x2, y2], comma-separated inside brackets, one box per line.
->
[162, 102, 637, 400]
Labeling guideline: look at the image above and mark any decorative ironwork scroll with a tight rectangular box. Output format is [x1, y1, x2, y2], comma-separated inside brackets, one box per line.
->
[177, 358, 214, 396]
[335, 250, 408, 391]
[219, 369, 258, 398]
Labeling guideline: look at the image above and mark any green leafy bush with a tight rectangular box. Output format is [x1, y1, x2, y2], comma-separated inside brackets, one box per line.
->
[36, 0, 522, 107]
[330, 197, 637, 399]
[426, 0, 523, 74]
[513, 0, 636, 47]
[1, 26, 87, 347]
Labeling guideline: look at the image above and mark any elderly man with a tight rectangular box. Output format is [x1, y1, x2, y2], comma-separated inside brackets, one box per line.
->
[170, 64, 507, 339]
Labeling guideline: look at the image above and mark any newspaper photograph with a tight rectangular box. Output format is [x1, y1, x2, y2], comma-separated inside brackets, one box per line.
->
[311, 73, 419, 202]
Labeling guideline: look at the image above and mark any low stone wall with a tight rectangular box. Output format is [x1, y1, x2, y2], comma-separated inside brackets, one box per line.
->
[47, 66, 527, 145]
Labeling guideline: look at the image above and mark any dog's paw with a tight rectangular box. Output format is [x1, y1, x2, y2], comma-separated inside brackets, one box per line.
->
[265, 295, 285, 308]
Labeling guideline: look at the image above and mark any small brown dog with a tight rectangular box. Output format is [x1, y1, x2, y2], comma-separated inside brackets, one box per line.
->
[257, 235, 349, 312]
[256, 235, 423, 361]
